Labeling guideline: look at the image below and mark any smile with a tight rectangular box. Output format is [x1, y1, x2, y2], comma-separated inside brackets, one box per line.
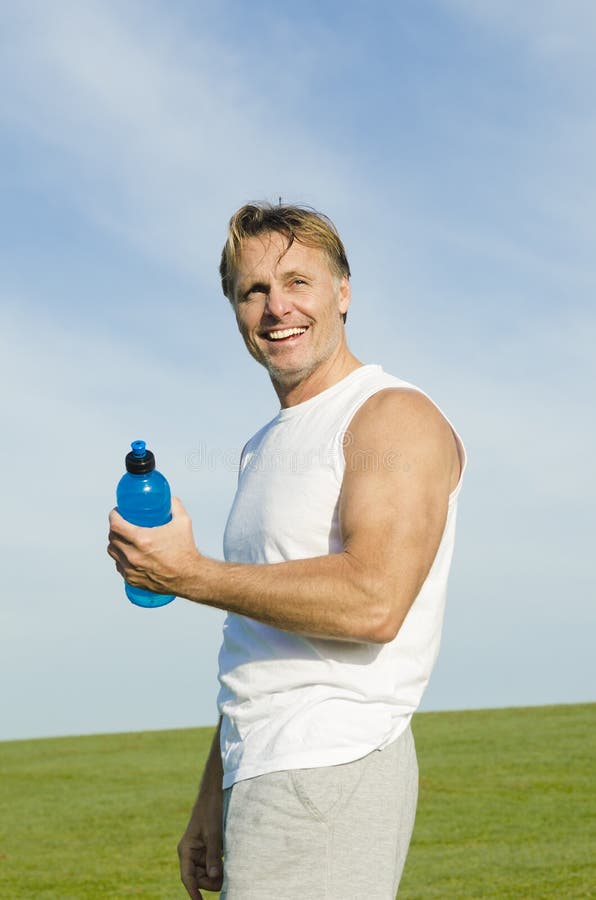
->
[263, 327, 308, 341]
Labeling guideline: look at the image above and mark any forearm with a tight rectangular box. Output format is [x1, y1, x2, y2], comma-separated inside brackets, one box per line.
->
[195, 717, 223, 801]
[179, 717, 224, 895]
[176, 550, 391, 643]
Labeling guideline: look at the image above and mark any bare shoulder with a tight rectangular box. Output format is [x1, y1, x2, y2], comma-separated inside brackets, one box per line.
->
[345, 388, 462, 492]
[348, 387, 452, 437]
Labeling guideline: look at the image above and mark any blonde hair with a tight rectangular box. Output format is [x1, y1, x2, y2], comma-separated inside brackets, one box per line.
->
[219, 203, 351, 308]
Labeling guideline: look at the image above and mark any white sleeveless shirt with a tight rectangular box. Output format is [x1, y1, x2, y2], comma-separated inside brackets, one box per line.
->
[217, 364, 466, 788]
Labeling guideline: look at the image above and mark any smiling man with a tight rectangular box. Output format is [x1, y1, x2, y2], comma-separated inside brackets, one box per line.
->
[107, 203, 466, 899]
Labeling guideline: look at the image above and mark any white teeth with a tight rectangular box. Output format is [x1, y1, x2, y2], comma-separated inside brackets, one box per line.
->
[267, 327, 307, 340]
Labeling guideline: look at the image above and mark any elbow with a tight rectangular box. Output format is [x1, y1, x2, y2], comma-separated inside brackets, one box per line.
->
[364, 589, 413, 644]
[368, 615, 401, 645]
[360, 600, 404, 645]
[343, 557, 410, 644]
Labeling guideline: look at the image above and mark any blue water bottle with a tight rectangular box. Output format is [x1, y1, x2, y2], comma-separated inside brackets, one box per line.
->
[116, 440, 175, 608]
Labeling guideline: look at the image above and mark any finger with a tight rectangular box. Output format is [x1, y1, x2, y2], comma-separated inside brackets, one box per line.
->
[108, 528, 135, 547]
[105, 541, 129, 580]
[108, 508, 138, 539]
[179, 848, 223, 894]
[108, 507, 124, 529]
[178, 838, 207, 895]
[171, 496, 187, 517]
[180, 859, 205, 900]
[196, 872, 224, 892]
[106, 542, 122, 561]
[205, 840, 223, 883]
[106, 543, 129, 569]
[181, 876, 203, 900]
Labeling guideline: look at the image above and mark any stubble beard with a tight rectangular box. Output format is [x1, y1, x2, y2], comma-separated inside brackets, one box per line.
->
[260, 321, 344, 392]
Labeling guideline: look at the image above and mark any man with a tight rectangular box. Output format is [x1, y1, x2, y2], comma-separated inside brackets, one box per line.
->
[108, 203, 466, 899]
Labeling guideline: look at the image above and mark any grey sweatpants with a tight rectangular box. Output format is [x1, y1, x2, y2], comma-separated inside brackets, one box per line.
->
[220, 725, 418, 899]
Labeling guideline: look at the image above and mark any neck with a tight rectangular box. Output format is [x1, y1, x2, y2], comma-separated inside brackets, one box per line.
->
[272, 345, 363, 408]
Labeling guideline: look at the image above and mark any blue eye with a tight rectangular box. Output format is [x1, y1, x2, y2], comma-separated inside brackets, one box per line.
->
[242, 284, 268, 300]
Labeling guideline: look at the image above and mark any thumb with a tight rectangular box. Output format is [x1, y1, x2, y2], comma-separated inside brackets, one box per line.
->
[206, 843, 223, 879]
[171, 495, 188, 518]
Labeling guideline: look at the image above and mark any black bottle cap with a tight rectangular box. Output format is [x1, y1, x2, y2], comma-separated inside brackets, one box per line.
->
[125, 440, 156, 474]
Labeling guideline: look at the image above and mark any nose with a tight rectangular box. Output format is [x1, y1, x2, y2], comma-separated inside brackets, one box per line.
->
[264, 284, 293, 320]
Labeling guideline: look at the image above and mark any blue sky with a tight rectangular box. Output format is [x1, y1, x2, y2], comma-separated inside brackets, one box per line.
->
[1, 0, 594, 740]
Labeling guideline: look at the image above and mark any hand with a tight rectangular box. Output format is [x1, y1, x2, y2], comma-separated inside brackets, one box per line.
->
[107, 496, 200, 597]
[178, 792, 224, 898]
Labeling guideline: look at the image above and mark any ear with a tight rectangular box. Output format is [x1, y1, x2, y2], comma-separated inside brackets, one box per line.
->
[228, 295, 242, 326]
[338, 276, 351, 316]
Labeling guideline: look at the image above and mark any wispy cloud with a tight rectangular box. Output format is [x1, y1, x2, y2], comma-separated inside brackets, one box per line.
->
[0, 0, 359, 281]
[440, 0, 596, 66]
[1, 1, 594, 738]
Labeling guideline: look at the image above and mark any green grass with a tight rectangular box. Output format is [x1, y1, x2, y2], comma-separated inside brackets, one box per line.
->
[1, 704, 594, 898]
[401, 704, 595, 899]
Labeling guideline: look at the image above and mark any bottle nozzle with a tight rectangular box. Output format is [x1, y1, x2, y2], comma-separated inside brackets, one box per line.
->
[125, 440, 156, 474]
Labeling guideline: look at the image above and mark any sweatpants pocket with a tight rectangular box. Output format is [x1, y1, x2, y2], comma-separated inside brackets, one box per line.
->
[289, 752, 373, 824]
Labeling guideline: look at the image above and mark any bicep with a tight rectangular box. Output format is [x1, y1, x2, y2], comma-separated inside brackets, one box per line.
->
[339, 390, 456, 630]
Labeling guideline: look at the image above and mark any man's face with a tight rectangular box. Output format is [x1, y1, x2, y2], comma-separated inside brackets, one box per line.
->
[231, 232, 351, 390]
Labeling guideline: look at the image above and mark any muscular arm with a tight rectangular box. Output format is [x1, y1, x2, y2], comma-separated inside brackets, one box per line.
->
[178, 717, 224, 898]
[108, 389, 461, 643]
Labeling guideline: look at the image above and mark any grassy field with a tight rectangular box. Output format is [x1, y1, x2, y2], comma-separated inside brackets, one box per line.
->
[1, 704, 594, 898]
